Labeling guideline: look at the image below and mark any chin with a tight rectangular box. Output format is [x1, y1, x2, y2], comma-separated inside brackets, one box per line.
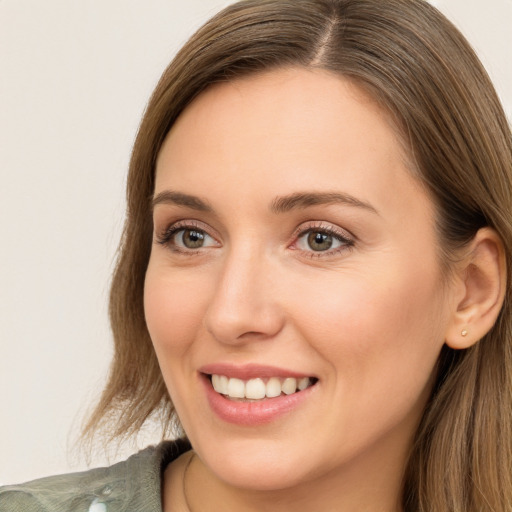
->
[192, 434, 317, 491]
[212, 456, 309, 491]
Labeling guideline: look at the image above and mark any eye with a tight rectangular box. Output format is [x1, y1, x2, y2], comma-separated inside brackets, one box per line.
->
[293, 223, 354, 256]
[156, 222, 219, 252]
[175, 228, 212, 249]
[304, 231, 336, 251]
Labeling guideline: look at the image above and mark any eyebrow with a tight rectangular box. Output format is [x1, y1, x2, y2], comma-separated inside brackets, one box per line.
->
[151, 190, 378, 215]
[151, 190, 213, 212]
[270, 192, 379, 215]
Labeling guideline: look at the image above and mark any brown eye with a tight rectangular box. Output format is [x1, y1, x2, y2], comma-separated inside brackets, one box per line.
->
[294, 225, 353, 256]
[156, 223, 219, 252]
[307, 231, 333, 251]
[179, 229, 206, 249]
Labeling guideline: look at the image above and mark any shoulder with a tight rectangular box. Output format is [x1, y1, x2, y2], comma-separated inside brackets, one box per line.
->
[0, 439, 190, 512]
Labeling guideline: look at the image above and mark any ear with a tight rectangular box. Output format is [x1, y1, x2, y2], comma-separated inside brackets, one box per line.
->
[445, 227, 507, 350]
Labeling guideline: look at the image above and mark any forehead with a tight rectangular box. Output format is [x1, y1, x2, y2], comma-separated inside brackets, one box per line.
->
[160, 68, 401, 164]
[155, 67, 431, 225]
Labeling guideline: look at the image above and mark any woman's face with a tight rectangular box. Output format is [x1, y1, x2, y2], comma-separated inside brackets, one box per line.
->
[145, 68, 455, 492]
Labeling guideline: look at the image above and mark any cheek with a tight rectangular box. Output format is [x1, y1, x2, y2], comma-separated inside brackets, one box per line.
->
[144, 266, 208, 357]
[286, 259, 446, 396]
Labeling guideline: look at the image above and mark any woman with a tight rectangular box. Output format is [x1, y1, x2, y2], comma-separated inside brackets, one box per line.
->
[1, 0, 511, 510]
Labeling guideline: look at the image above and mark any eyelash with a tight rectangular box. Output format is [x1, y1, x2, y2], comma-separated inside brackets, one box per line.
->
[292, 222, 355, 259]
[155, 220, 355, 258]
[156, 220, 212, 254]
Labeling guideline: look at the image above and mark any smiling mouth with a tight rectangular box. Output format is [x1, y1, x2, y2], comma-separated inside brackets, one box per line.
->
[207, 374, 318, 401]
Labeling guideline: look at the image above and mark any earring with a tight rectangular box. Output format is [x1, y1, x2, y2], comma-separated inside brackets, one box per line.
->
[461, 329, 468, 337]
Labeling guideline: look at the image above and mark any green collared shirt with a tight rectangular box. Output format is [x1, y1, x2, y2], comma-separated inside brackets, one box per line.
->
[0, 439, 190, 512]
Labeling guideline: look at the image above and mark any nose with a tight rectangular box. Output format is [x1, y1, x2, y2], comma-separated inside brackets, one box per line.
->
[203, 249, 285, 345]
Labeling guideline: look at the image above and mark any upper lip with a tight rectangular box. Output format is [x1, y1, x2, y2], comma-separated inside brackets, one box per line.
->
[199, 363, 314, 380]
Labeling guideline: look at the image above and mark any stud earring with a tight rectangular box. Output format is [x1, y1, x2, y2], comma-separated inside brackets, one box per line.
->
[461, 329, 468, 337]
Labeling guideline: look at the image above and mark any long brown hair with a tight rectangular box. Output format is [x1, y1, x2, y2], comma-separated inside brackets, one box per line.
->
[83, 1, 512, 509]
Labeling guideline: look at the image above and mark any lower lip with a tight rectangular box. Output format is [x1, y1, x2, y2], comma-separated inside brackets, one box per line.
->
[201, 374, 317, 426]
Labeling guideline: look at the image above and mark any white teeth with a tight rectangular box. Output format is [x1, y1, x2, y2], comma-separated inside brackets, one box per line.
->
[282, 377, 297, 395]
[211, 374, 229, 395]
[246, 378, 266, 399]
[298, 377, 310, 391]
[210, 374, 314, 400]
[219, 375, 228, 392]
[212, 374, 222, 393]
[266, 377, 282, 398]
[227, 378, 245, 398]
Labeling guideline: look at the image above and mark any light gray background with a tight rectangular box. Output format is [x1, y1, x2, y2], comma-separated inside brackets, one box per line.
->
[1, 0, 510, 485]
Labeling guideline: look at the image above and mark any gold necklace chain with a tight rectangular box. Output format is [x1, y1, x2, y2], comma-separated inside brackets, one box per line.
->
[182, 451, 195, 512]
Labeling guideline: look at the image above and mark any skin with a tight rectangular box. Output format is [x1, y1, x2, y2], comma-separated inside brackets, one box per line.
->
[144, 67, 460, 511]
